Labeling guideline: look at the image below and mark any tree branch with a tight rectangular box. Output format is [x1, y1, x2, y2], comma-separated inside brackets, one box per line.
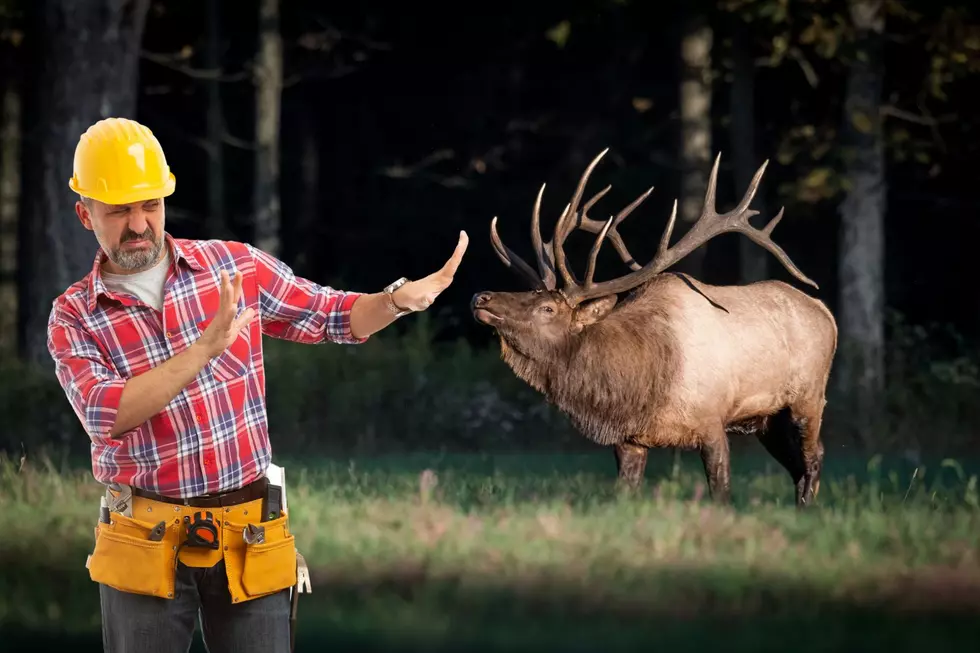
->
[879, 104, 955, 126]
[222, 131, 256, 151]
[141, 108, 256, 152]
[306, 15, 393, 52]
[282, 63, 360, 89]
[141, 49, 251, 83]
[788, 47, 820, 88]
[378, 149, 475, 188]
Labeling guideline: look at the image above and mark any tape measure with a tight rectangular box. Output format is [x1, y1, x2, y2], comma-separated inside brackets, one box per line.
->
[183, 511, 219, 549]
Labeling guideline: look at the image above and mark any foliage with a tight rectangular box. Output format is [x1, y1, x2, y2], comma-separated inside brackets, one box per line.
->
[1, 311, 978, 462]
[0, 315, 583, 462]
[876, 310, 980, 454]
[259, 313, 581, 456]
[715, 0, 980, 205]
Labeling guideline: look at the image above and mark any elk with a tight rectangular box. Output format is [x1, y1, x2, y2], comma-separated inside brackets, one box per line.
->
[471, 149, 837, 506]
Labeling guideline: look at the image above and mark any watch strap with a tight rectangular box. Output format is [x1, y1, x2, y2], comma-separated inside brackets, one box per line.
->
[383, 277, 412, 317]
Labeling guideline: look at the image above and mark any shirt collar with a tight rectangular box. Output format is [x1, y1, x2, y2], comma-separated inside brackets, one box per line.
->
[87, 233, 204, 311]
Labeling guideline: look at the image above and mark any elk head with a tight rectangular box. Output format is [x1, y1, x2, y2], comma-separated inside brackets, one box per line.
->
[472, 148, 818, 362]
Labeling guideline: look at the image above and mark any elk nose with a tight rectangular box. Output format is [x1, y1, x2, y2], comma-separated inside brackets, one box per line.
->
[471, 292, 492, 308]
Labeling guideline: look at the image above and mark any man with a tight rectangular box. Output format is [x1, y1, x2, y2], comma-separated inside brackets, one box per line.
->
[46, 117, 468, 653]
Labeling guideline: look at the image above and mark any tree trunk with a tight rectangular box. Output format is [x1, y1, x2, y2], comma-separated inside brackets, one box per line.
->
[837, 0, 886, 445]
[253, 0, 282, 257]
[18, 0, 150, 365]
[204, 0, 224, 238]
[0, 81, 20, 358]
[729, 16, 768, 284]
[676, 12, 713, 278]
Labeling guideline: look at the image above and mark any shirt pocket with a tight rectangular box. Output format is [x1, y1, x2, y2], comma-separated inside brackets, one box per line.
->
[197, 315, 252, 382]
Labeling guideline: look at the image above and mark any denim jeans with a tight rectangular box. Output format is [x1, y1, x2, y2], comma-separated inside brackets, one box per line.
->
[99, 559, 291, 653]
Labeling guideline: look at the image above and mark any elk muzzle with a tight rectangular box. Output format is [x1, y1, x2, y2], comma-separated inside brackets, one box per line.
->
[471, 292, 500, 325]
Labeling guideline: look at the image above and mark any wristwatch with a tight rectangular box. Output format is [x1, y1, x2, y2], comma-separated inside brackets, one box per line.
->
[383, 277, 412, 318]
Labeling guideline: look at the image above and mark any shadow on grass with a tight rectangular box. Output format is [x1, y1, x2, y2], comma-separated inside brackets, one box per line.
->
[3, 560, 979, 653]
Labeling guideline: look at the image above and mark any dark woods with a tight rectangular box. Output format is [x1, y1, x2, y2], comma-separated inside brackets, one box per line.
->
[0, 0, 978, 458]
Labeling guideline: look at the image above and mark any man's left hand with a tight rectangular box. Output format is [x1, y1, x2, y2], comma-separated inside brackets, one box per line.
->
[392, 230, 469, 312]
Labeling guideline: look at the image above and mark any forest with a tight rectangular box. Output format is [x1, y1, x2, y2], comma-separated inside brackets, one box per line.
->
[1, 0, 979, 458]
[1, 1, 979, 651]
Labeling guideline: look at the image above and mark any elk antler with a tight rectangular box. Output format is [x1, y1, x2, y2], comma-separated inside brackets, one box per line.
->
[491, 183, 571, 291]
[490, 148, 651, 290]
[490, 216, 549, 291]
[555, 151, 819, 305]
[489, 149, 817, 303]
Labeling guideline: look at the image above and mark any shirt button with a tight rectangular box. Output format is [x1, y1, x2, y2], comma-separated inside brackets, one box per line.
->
[166, 331, 173, 338]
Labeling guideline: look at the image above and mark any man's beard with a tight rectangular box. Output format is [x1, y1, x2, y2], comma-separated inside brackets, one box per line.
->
[108, 228, 164, 271]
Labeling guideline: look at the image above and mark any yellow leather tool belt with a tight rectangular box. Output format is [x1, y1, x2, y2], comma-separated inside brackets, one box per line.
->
[86, 492, 298, 603]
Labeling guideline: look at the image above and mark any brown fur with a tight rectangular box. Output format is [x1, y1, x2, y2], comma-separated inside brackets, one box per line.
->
[476, 271, 836, 438]
[473, 273, 837, 504]
[485, 279, 681, 447]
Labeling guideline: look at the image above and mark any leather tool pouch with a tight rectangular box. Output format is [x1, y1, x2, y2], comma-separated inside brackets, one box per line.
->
[87, 512, 178, 599]
[86, 494, 299, 604]
[223, 511, 297, 603]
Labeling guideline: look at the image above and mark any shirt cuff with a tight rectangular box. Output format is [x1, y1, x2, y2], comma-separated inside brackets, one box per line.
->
[86, 378, 136, 447]
[329, 292, 370, 344]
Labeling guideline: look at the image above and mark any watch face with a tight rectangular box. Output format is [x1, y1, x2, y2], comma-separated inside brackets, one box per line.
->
[386, 277, 407, 293]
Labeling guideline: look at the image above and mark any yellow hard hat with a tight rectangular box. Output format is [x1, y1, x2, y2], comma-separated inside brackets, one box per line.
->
[69, 117, 176, 205]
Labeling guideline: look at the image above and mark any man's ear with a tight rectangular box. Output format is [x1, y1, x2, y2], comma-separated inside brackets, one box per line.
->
[571, 294, 618, 332]
[75, 200, 94, 231]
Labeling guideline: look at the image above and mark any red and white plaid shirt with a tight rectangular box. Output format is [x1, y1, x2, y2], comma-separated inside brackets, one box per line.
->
[47, 234, 366, 498]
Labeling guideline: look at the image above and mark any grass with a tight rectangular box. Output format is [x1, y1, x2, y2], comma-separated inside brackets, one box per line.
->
[1, 445, 979, 652]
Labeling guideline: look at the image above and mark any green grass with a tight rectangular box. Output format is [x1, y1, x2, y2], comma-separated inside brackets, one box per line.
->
[1, 446, 979, 652]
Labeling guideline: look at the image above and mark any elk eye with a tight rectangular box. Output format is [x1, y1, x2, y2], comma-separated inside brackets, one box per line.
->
[541, 305, 554, 314]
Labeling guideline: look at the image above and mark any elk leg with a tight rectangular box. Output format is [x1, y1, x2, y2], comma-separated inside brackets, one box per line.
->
[755, 408, 806, 498]
[699, 430, 731, 504]
[792, 402, 826, 507]
[807, 437, 825, 502]
[614, 442, 648, 488]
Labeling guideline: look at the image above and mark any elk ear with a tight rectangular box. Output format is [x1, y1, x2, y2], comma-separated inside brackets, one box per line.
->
[571, 295, 618, 332]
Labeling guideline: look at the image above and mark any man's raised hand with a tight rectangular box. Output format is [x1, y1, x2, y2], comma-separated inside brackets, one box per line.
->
[392, 230, 469, 312]
[198, 269, 256, 359]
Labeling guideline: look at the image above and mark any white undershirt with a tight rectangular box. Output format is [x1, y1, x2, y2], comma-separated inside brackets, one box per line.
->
[101, 249, 172, 312]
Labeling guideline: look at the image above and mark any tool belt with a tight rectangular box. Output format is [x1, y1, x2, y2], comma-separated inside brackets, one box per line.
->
[85, 475, 306, 604]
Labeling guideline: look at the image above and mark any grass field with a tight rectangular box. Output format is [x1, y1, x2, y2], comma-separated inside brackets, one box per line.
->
[1, 444, 979, 652]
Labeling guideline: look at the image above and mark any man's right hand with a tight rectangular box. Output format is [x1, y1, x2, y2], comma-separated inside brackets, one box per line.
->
[108, 269, 257, 437]
[198, 269, 257, 359]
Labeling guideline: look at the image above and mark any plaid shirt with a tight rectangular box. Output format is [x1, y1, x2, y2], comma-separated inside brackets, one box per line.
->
[47, 234, 366, 498]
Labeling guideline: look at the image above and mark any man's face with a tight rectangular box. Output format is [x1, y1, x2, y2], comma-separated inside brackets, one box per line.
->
[76, 197, 166, 273]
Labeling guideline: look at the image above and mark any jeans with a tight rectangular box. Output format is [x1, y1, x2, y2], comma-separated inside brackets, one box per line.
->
[99, 559, 292, 653]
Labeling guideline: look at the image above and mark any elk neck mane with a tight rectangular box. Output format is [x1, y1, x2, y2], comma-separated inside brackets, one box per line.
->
[499, 290, 681, 446]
